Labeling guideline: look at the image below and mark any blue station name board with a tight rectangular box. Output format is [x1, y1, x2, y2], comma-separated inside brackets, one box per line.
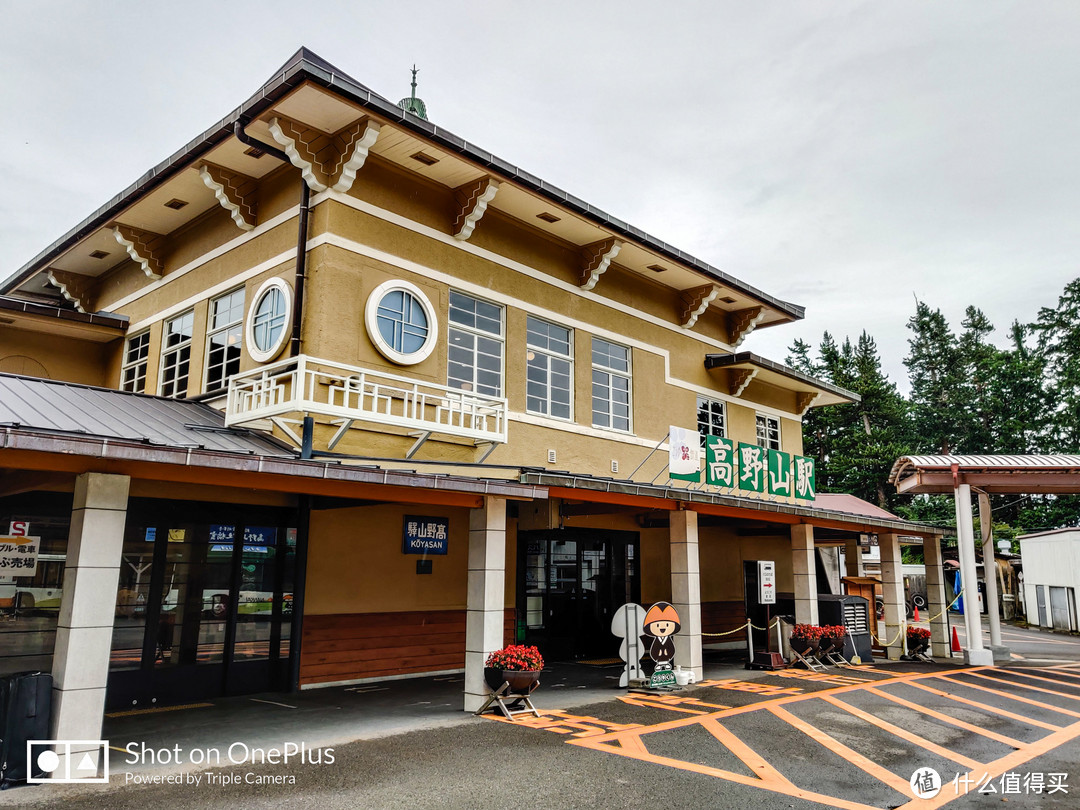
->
[402, 516, 449, 555]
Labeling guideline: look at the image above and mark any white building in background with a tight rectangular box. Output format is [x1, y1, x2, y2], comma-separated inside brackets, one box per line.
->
[1019, 528, 1080, 632]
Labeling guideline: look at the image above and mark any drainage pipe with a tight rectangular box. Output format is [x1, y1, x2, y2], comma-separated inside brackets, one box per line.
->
[233, 120, 309, 358]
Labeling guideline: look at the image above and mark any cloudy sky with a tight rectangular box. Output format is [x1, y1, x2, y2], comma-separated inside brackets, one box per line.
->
[2, 1, 1078, 388]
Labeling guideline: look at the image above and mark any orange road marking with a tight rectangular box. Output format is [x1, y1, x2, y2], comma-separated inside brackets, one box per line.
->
[568, 728, 883, 810]
[991, 668, 1080, 691]
[1011, 666, 1080, 684]
[767, 703, 913, 797]
[616, 693, 727, 714]
[820, 694, 982, 771]
[892, 718, 1080, 810]
[934, 674, 1080, 719]
[905, 679, 1064, 731]
[698, 717, 795, 787]
[865, 686, 1024, 747]
[956, 671, 1080, 703]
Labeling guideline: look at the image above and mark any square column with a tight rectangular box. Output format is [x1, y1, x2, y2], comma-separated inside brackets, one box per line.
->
[790, 524, 818, 626]
[879, 532, 906, 660]
[844, 536, 865, 578]
[464, 496, 506, 712]
[923, 535, 950, 658]
[670, 509, 702, 682]
[52, 472, 130, 773]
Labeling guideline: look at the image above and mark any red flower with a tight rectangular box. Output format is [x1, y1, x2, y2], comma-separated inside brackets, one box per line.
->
[486, 645, 544, 671]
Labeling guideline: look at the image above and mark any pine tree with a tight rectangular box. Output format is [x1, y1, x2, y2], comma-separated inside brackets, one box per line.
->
[904, 301, 965, 454]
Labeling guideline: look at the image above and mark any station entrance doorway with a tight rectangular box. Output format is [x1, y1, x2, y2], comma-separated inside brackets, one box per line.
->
[107, 499, 298, 710]
[517, 529, 639, 661]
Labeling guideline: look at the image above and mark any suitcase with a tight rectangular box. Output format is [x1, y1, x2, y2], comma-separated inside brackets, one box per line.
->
[0, 671, 52, 787]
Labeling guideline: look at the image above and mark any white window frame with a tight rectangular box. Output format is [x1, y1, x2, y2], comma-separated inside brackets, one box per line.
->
[525, 316, 574, 422]
[365, 279, 438, 366]
[159, 309, 194, 398]
[204, 286, 245, 391]
[591, 338, 632, 433]
[756, 413, 781, 451]
[447, 290, 504, 396]
[696, 396, 727, 447]
[121, 330, 151, 393]
[246, 277, 292, 363]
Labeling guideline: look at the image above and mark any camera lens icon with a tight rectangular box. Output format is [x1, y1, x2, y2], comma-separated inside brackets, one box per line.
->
[36, 749, 61, 774]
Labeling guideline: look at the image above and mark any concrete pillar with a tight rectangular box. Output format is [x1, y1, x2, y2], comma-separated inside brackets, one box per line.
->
[670, 509, 702, 682]
[844, 536, 865, 578]
[955, 484, 993, 665]
[791, 524, 818, 626]
[923, 536, 950, 658]
[464, 496, 506, 712]
[51, 472, 130, 773]
[879, 533, 906, 660]
[977, 493, 1006, 657]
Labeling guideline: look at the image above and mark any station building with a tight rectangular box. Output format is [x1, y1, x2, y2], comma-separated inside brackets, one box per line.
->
[0, 49, 943, 762]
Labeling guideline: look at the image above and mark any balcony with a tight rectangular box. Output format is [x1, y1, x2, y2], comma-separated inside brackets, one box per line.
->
[225, 355, 508, 456]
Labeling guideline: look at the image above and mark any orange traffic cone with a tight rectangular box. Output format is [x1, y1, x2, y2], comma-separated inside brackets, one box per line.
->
[951, 626, 962, 653]
[913, 605, 921, 622]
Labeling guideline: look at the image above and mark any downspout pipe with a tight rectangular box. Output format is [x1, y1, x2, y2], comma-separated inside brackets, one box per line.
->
[233, 120, 309, 358]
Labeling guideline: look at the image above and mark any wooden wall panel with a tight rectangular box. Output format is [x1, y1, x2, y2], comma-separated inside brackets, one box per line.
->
[701, 600, 747, 642]
[300, 608, 515, 685]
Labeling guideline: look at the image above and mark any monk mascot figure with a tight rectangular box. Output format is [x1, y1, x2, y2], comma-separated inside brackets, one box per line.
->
[641, 601, 681, 689]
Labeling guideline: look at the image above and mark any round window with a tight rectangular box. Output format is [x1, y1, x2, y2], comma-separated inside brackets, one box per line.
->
[246, 278, 292, 362]
[365, 280, 438, 365]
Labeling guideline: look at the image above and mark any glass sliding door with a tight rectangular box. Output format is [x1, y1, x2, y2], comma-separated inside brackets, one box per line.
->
[107, 500, 297, 710]
[517, 529, 639, 660]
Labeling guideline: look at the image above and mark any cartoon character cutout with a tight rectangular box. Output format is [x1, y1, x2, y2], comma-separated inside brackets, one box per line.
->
[641, 601, 681, 672]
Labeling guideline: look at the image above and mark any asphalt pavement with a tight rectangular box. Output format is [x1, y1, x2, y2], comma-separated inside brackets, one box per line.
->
[8, 623, 1080, 810]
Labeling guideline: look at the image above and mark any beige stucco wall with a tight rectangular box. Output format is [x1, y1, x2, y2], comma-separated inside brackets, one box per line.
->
[52, 150, 815, 493]
[0, 330, 114, 386]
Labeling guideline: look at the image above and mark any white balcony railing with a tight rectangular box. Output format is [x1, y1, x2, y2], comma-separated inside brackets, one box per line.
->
[225, 355, 508, 450]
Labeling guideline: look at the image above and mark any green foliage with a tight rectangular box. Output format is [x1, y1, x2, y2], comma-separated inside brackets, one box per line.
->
[790, 276, 1080, 535]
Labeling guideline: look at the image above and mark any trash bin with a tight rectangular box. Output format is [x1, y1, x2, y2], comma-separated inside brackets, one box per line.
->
[1002, 594, 1016, 621]
[0, 671, 53, 787]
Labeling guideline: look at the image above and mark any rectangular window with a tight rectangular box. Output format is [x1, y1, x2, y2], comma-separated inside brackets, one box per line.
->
[696, 397, 726, 446]
[447, 291, 504, 397]
[756, 413, 781, 451]
[159, 310, 194, 398]
[121, 331, 151, 393]
[591, 338, 631, 432]
[205, 288, 245, 392]
[526, 316, 573, 420]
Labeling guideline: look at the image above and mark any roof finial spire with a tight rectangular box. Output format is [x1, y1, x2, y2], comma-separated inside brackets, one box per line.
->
[398, 64, 429, 121]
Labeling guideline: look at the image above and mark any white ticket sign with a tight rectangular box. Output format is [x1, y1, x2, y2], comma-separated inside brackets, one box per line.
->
[0, 535, 41, 578]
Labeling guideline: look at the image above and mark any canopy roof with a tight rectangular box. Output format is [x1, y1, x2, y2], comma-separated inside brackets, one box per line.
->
[890, 454, 1080, 494]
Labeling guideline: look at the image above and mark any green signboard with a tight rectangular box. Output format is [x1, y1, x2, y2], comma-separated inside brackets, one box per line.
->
[794, 455, 816, 501]
[767, 450, 793, 497]
[737, 443, 766, 493]
[705, 436, 736, 488]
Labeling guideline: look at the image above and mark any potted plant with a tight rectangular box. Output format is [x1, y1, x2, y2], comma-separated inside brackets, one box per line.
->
[907, 627, 932, 656]
[818, 625, 848, 659]
[789, 624, 824, 657]
[484, 644, 545, 694]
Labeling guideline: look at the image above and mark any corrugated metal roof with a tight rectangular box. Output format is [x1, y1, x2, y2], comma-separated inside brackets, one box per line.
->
[890, 454, 1080, 483]
[0, 373, 294, 457]
[814, 492, 899, 521]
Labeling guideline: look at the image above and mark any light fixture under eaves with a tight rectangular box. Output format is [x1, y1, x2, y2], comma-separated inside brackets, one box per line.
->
[647, 264, 667, 273]
[89, 250, 110, 259]
[536, 212, 561, 223]
[410, 152, 439, 166]
[164, 199, 188, 210]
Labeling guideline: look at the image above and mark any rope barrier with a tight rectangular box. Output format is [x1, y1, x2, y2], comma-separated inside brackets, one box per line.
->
[700, 589, 966, 647]
[701, 617, 780, 637]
